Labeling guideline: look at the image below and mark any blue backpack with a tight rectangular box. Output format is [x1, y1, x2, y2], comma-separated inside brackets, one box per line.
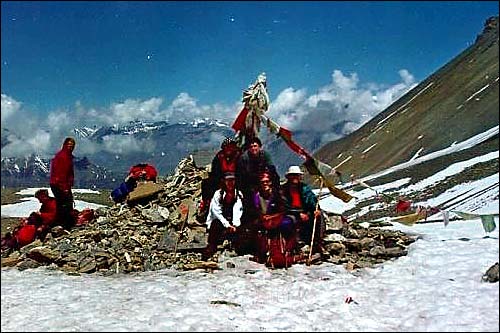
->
[111, 181, 135, 203]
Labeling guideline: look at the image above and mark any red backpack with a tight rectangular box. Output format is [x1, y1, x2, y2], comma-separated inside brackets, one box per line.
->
[260, 213, 298, 269]
[266, 233, 297, 269]
[128, 163, 158, 182]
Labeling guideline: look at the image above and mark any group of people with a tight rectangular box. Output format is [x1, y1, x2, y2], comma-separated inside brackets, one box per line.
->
[1, 137, 78, 251]
[2, 134, 324, 269]
[201, 136, 324, 267]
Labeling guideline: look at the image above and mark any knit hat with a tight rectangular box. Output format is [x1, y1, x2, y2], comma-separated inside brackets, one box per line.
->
[221, 137, 237, 149]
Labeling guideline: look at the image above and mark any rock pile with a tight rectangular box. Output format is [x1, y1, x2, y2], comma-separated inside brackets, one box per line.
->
[1, 156, 416, 275]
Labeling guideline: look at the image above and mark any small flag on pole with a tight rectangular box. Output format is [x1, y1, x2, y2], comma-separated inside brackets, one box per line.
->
[480, 215, 497, 233]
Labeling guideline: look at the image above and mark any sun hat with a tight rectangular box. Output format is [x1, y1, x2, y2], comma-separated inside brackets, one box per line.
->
[285, 165, 304, 176]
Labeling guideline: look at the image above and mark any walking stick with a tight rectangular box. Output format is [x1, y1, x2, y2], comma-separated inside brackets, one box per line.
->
[174, 201, 190, 256]
[308, 177, 324, 266]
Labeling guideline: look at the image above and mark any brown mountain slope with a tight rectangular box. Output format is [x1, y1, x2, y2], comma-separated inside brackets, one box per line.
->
[315, 16, 499, 179]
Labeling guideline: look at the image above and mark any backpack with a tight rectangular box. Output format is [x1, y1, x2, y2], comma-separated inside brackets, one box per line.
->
[110, 181, 135, 203]
[266, 232, 297, 269]
[16, 224, 37, 248]
[128, 163, 158, 182]
[76, 208, 95, 226]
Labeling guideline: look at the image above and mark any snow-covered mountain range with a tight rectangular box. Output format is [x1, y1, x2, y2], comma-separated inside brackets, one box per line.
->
[1, 118, 234, 188]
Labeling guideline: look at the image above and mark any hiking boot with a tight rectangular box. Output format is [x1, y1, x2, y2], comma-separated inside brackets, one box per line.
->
[300, 244, 311, 253]
[308, 253, 322, 264]
[249, 255, 266, 264]
[201, 247, 214, 261]
[293, 253, 308, 264]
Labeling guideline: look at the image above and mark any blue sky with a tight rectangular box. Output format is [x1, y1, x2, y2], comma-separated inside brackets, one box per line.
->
[1, 1, 498, 157]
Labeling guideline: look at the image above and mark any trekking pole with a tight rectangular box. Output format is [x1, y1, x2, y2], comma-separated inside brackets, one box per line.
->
[308, 177, 324, 266]
[173, 202, 190, 257]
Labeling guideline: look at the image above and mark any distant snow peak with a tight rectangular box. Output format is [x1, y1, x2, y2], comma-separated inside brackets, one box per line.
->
[190, 118, 229, 128]
[1, 154, 49, 176]
[33, 155, 49, 173]
[73, 126, 98, 139]
[122, 121, 162, 135]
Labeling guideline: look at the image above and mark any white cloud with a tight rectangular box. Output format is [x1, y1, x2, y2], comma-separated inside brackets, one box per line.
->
[46, 111, 73, 133]
[268, 88, 308, 129]
[1, 93, 21, 123]
[101, 135, 156, 154]
[399, 69, 415, 86]
[1, 69, 416, 158]
[107, 97, 164, 124]
[2, 129, 52, 156]
[165, 93, 238, 123]
[286, 69, 416, 143]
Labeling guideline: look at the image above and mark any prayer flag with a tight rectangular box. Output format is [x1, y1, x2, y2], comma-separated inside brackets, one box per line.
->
[391, 208, 428, 225]
[231, 107, 249, 132]
[452, 211, 481, 220]
[303, 157, 353, 203]
[442, 210, 450, 227]
[480, 215, 497, 233]
[395, 199, 412, 213]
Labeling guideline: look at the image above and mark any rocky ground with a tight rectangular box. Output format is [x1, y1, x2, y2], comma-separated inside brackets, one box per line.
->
[1, 156, 417, 275]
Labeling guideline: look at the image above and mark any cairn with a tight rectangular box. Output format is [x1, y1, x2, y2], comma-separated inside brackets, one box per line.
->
[1, 156, 416, 275]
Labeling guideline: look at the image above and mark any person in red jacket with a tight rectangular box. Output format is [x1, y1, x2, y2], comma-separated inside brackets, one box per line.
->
[16, 213, 44, 248]
[50, 137, 76, 230]
[199, 137, 242, 221]
[34, 189, 57, 240]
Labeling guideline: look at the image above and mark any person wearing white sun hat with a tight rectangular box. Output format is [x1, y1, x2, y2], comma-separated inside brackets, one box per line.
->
[281, 165, 324, 252]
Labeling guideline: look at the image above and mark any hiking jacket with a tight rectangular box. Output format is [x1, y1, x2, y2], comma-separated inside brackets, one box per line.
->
[281, 182, 318, 220]
[39, 198, 57, 226]
[50, 148, 74, 191]
[128, 164, 158, 182]
[206, 189, 243, 229]
[210, 149, 241, 188]
[16, 224, 37, 247]
[236, 150, 279, 194]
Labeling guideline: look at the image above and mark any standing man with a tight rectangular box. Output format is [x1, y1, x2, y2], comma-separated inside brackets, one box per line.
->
[200, 137, 242, 220]
[236, 136, 280, 206]
[50, 137, 76, 230]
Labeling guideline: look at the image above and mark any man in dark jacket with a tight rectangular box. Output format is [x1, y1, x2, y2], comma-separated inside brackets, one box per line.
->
[281, 165, 323, 251]
[236, 136, 279, 206]
[50, 137, 76, 230]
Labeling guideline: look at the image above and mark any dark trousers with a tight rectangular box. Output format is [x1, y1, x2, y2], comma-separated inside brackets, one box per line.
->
[50, 185, 75, 230]
[291, 212, 324, 251]
[203, 219, 238, 259]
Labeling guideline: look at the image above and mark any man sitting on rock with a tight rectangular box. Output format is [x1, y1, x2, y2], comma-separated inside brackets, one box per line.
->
[202, 172, 244, 261]
[281, 165, 324, 253]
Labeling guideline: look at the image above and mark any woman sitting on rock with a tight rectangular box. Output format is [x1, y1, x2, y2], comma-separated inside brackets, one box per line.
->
[249, 171, 300, 268]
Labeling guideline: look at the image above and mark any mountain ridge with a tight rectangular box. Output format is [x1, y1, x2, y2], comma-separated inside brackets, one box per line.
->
[314, 16, 498, 180]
